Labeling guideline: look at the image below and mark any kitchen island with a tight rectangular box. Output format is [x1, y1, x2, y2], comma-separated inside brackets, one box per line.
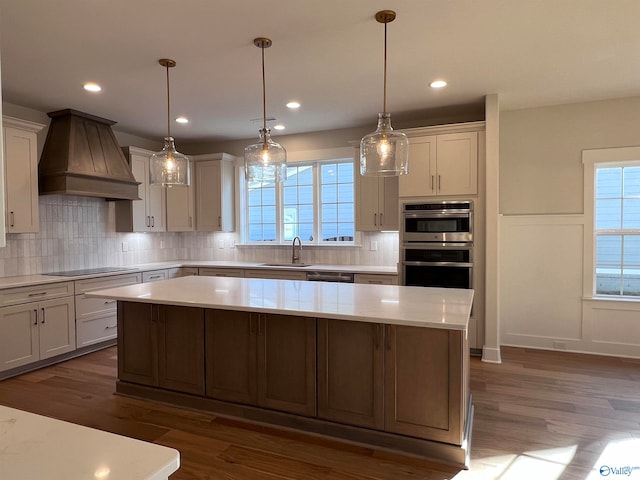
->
[88, 276, 474, 467]
[0, 405, 179, 480]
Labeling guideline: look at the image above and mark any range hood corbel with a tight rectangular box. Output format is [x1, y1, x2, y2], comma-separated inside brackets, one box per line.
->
[38, 109, 141, 200]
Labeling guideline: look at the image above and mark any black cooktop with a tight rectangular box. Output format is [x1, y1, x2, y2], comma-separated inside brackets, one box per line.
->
[43, 267, 135, 277]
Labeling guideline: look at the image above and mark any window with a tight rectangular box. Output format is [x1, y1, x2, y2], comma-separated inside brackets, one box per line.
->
[243, 157, 355, 244]
[594, 163, 640, 296]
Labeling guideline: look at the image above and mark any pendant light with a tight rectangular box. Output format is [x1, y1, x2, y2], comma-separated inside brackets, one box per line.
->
[244, 38, 287, 183]
[360, 10, 409, 177]
[150, 58, 190, 186]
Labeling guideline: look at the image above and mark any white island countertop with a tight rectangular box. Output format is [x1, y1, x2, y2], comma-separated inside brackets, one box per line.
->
[0, 405, 179, 480]
[88, 275, 473, 330]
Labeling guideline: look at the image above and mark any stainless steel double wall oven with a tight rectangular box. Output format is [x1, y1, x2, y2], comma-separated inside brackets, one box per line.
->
[401, 201, 473, 289]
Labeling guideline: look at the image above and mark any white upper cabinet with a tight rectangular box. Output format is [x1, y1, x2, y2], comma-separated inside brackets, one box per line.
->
[2, 116, 45, 233]
[355, 149, 399, 232]
[166, 182, 195, 232]
[399, 128, 479, 198]
[116, 147, 166, 232]
[193, 153, 235, 232]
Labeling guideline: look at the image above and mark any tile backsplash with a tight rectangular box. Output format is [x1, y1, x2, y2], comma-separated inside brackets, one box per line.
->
[0, 195, 399, 277]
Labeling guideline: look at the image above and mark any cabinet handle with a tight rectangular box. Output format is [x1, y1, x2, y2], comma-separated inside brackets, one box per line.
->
[380, 212, 383, 226]
[28, 292, 47, 297]
[369, 280, 383, 284]
[105, 325, 117, 330]
[10, 211, 15, 228]
[148, 275, 162, 280]
[218, 215, 221, 228]
[151, 216, 155, 227]
[189, 216, 193, 228]
[431, 175, 435, 191]
[41, 307, 46, 324]
[374, 213, 377, 226]
[438, 175, 441, 191]
[104, 300, 117, 305]
[33, 309, 38, 326]
[146, 216, 150, 227]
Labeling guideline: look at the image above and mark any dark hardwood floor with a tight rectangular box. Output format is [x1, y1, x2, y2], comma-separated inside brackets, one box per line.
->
[1, 346, 639, 479]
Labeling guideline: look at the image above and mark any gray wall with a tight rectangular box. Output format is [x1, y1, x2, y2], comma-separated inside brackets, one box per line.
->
[500, 96, 640, 215]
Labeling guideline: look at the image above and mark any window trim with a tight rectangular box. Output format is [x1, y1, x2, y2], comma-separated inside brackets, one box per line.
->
[583, 146, 640, 299]
[239, 147, 358, 246]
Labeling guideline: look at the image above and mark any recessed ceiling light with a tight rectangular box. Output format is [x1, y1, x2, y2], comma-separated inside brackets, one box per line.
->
[83, 82, 102, 92]
[273, 124, 285, 130]
[430, 80, 447, 89]
[175, 116, 189, 124]
[286, 101, 300, 109]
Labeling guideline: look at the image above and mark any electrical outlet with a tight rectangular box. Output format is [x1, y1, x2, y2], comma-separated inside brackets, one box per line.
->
[122, 241, 128, 252]
[160, 240, 165, 249]
[553, 340, 567, 350]
[370, 240, 378, 251]
[218, 239, 225, 249]
[227, 238, 236, 249]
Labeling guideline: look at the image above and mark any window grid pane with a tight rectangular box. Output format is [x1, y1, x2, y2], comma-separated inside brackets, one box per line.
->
[247, 179, 277, 242]
[283, 165, 315, 242]
[595, 165, 640, 296]
[320, 161, 354, 242]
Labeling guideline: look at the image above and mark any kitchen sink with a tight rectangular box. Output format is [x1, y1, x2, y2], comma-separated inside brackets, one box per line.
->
[260, 263, 312, 267]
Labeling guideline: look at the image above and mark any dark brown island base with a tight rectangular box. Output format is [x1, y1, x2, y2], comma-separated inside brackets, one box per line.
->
[88, 276, 474, 468]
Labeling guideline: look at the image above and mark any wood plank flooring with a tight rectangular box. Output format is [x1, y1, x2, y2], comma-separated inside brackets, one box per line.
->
[1, 346, 639, 479]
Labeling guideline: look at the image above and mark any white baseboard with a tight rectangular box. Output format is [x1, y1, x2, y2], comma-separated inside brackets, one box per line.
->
[481, 346, 502, 363]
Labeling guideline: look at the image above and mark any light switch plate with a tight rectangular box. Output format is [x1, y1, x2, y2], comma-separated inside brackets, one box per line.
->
[370, 240, 378, 251]
[218, 239, 225, 249]
[122, 241, 128, 252]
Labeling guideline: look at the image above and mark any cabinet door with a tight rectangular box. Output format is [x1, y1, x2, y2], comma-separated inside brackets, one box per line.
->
[205, 309, 257, 405]
[130, 154, 150, 232]
[38, 297, 76, 360]
[379, 176, 399, 230]
[399, 136, 437, 197]
[148, 181, 167, 231]
[435, 132, 478, 196]
[0, 304, 39, 372]
[257, 313, 316, 416]
[157, 305, 204, 395]
[118, 302, 157, 386]
[317, 319, 384, 429]
[4, 126, 39, 232]
[195, 161, 222, 231]
[356, 174, 381, 231]
[384, 325, 464, 444]
[166, 184, 194, 231]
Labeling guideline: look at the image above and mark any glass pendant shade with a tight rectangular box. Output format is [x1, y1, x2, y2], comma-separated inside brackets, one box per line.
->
[360, 112, 408, 176]
[245, 128, 287, 183]
[150, 137, 190, 186]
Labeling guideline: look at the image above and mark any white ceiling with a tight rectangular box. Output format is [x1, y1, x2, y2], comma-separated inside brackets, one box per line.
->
[1, 0, 640, 141]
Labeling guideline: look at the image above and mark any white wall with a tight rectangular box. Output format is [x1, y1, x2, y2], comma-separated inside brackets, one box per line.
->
[499, 97, 640, 358]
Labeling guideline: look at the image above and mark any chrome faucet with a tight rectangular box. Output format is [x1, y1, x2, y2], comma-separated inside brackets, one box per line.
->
[292, 236, 302, 264]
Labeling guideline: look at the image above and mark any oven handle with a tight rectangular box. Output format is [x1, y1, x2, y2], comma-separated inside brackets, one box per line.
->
[403, 212, 470, 219]
[402, 261, 473, 267]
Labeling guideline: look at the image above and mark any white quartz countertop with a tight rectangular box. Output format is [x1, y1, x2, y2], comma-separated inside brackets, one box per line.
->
[0, 405, 179, 480]
[0, 261, 397, 289]
[88, 276, 473, 330]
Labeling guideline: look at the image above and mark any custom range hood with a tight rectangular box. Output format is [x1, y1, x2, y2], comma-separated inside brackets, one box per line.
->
[38, 109, 140, 200]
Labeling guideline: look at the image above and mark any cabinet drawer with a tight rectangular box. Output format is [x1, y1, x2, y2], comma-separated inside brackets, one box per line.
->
[143, 270, 168, 282]
[76, 313, 118, 348]
[354, 274, 397, 285]
[74, 273, 141, 294]
[181, 267, 199, 276]
[75, 295, 118, 319]
[199, 268, 245, 278]
[0, 282, 74, 307]
[245, 269, 307, 281]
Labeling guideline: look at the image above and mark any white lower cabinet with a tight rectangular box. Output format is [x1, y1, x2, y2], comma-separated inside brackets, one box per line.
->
[199, 267, 245, 278]
[244, 269, 307, 280]
[75, 273, 141, 348]
[0, 296, 75, 372]
[354, 274, 398, 285]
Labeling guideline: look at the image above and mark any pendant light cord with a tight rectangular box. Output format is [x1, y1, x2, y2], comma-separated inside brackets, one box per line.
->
[261, 44, 267, 134]
[166, 64, 172, 139]
[383, 21, 387, 114]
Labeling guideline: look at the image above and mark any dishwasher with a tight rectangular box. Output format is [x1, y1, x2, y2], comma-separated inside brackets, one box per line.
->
[306, 271, 354, 283]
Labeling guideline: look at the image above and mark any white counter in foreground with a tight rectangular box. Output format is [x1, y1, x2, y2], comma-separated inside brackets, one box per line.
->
[88, 275, 473, 330]
[0, 405, 179, 480]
